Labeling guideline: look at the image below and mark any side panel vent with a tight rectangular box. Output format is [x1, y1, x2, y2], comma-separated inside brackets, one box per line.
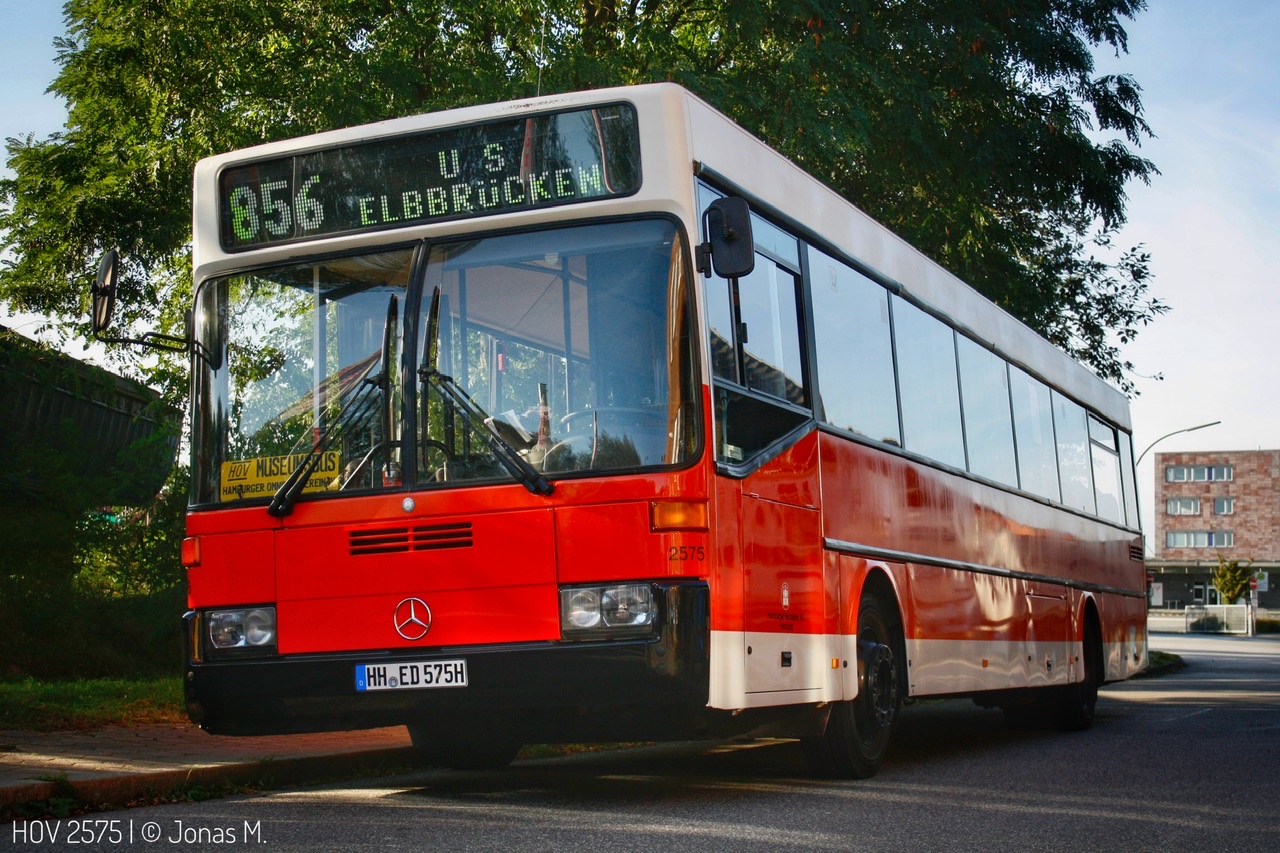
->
[350, 522, 473, 556]
[1129, 542, 1145, 562]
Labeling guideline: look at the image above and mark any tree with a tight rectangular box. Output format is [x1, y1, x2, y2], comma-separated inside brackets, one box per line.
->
[1212, 556, 1255, 606]
[2, 0, 1164, 396]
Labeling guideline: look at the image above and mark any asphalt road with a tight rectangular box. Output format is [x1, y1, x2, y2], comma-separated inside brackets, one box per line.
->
[12, 633, 1279, 852]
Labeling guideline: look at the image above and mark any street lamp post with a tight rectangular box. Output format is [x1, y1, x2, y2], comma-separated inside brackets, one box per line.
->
[1136, 419, 1222, 567]
[1136, 420, 1222, 466]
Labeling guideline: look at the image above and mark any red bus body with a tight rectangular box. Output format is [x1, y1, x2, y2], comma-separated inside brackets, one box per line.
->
[181, 84, 1146, 775]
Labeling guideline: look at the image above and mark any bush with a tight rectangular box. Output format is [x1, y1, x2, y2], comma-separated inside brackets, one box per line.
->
[74, 467, 189, 596]
[0, 468, 188, 679]
[1188, 614, 1223, 633]
[0, 587, 185, 679]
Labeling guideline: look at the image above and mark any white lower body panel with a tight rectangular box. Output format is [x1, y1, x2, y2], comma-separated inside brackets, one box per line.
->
[708, 630, 1094, 710]
[905, 638, 1081, 696]
[708, 629, 856, 709]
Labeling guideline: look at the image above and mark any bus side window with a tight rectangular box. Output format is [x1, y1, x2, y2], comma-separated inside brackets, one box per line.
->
[737, 257, 805, 405]
[1089, 415, 1124, 524]
[711, 254, 809, 465]
[893, 297, 965, 470]
[1053, 391, 1095, 515]
[809, 246, 900, 446]
[699, 188, 811, 465]
[1010, 366, 1060, 501]
[1118, 431, 1140, 528]
[956, 337, 1017, 487]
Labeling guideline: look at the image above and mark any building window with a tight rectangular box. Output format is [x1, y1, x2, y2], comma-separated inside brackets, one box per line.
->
[1214, 496, 1235, 515]
[1165, 530, 1234, 548]
[1165, 464, 1233, 482]
[1166, 497, 1200, 516]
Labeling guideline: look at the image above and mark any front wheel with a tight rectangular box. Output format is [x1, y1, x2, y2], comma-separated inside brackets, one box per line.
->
[802, 594, 903, 779]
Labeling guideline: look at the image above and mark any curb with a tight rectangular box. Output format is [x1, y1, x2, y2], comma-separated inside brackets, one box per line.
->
[2, 746, 417, 821]
[1132, 654, 1186, 680]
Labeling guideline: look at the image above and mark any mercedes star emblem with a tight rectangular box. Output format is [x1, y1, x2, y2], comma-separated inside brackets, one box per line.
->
[393, 597, 432, 641]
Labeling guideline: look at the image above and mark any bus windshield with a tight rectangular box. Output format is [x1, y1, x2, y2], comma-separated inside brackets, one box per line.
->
[191, 218, 697, 506]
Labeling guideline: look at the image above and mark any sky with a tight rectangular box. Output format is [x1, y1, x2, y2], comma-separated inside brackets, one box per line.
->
[1, 1, 1276, 532]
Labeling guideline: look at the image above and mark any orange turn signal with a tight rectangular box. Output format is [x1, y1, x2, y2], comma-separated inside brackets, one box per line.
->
[181, 536, 201, 567]
[649, 499, 709, 532]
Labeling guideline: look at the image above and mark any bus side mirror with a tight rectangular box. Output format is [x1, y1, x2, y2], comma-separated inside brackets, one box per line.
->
[91, 248, 119, 335]
[86, 247, 191, 355]
[698, 197, 754, 279]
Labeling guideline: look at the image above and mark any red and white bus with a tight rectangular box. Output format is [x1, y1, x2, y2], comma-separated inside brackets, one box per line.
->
[131, 84, 1145, 776]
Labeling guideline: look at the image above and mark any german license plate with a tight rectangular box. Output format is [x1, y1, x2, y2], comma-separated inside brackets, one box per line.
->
[355, 659, 468, 692]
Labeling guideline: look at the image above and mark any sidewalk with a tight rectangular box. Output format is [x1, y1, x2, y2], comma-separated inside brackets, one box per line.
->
[0, 723, 415, 819]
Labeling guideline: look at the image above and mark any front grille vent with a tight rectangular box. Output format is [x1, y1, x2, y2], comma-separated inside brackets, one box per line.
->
[349, 522, 473, 556]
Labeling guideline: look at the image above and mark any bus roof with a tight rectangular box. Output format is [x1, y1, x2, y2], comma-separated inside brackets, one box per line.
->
[191, 82, 1130, 429]
[671, 86, 1130, 430]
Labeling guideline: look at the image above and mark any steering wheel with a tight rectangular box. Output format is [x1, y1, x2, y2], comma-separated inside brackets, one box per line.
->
[541, 434, 593, 473]
[559, 407, 663, 428]
[420, 438, 457, 476]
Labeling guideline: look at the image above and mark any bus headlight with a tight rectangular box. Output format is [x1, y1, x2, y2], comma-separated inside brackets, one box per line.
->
[208, 607, 277, 653]
[560, 584, 655, 638]
[562, 589, 602, 630]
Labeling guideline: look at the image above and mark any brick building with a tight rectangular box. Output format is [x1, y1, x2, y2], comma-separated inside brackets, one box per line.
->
[1147, 449, 1278, 609]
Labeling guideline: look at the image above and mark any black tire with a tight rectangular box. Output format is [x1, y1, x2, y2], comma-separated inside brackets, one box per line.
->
[999, 613, 1101, 732]
[1056, 614, 1101, 731]
[802, 594, 903, 779]
[408, 724, 521, 771]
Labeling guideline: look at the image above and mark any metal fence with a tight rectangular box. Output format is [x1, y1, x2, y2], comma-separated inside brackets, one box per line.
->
[1147, 606, 1270, 634]
[1182, 605, 1251, 634]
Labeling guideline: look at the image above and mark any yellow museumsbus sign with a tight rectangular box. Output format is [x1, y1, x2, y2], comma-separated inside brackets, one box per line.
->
[219, 452, 341, 502]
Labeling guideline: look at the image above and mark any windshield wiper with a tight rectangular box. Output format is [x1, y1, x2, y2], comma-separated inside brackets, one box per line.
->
[267, 358, 383, 517]
[419, 366, 554, 496]
[419, 285, 552, 497]
[268, 295, 398, 517]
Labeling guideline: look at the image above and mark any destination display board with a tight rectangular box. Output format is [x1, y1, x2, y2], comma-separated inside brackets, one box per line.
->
[219, 104, 641, 251]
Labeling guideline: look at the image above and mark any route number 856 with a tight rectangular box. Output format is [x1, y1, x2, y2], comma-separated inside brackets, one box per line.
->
[230, 176, 324, 242]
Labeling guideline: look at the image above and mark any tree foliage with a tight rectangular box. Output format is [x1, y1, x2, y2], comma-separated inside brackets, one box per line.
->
[2, 0, 1165, 393]
[1212, 556, 1255, 606]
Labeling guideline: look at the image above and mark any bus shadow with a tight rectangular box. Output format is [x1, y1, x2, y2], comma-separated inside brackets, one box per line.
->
[387, 697, 1061, 804]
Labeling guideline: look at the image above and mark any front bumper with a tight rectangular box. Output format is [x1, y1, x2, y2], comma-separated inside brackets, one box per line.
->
[184, 582, 710, 741]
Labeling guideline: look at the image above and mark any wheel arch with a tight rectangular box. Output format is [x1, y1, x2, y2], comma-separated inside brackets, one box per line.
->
[1077, 594, 1104, 685]
[853, 564, 905, 633]
[853, 564, 908, 694]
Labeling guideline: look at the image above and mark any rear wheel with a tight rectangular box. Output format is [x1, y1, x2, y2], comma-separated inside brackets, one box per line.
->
[803, 594, 903, 779]
[408, 724, 522, 771]
[1000, 612, 1101, 731]
[1056, 614, 1101, 731]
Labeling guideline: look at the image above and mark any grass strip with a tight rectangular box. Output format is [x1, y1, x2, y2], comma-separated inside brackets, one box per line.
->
[0, 677, 185, 731]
